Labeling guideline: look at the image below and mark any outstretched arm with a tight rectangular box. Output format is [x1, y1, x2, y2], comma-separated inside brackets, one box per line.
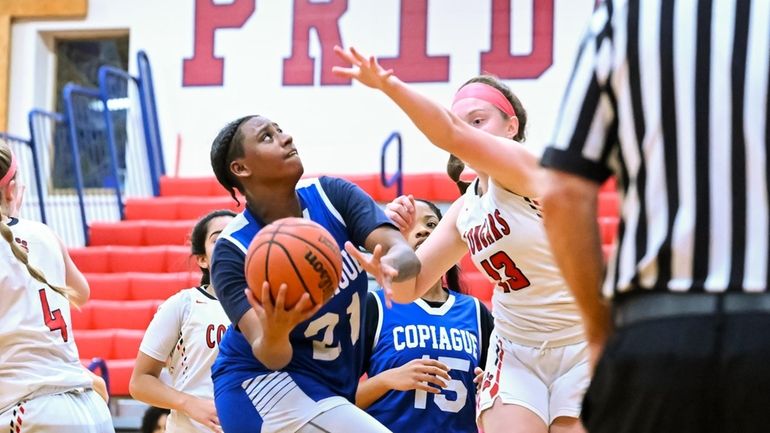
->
[333, 46, 542, 197]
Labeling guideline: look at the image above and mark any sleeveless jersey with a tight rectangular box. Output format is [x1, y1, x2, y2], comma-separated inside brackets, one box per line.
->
[455, 179, 584, 347]
[7, 217, 65, 287]
[139, 286, 230, 433]
[0, 234, 90, 414]
[211, 177, 392, 431]
[366, 290, 483, 433]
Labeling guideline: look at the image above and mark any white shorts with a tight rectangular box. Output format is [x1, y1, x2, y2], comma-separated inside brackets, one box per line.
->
[477, 331, 589, 426]
[297, 401, 391, 433]
[0, 389, 113, 433]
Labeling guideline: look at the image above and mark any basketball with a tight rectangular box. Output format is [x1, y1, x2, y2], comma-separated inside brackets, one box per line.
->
[244, 217, 342, 308]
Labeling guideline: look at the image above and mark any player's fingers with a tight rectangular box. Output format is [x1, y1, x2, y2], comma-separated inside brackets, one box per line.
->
[274, 284, 288, 312]
[420, 366, 452, 381]
[414, 382, 442, 394]
[406, 194, 416, 213]
[422, 373, 449, 388]
[418, 359, 450, 371]
[349, 46, 368, 64]
[371, 243, 384, 262]
[293, 293, 314, 315]
[333, 45, 356, 64]
[245, 287, 259, 309]
[383, 287, 394, 309]
[331, 66, 358, 78]
[260, 282, 274, 311]
[384, 209, 409, 230]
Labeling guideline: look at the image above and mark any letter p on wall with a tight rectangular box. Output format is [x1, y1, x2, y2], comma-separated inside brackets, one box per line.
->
[183, 0, 256, 86]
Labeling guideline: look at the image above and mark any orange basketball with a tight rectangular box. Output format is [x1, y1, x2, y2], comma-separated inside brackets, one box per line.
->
[244, 217, 342, 308]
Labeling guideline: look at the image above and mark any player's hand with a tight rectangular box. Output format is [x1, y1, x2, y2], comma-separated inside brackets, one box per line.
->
[384, 195, 416, 233]
[180, 396, 222, 433]
[245, 283, 320, 339]
[472, 367, 484, 391]
[86, 369, 109, 403]
[344, 242, 398, 307]
[332, 45, 394, 90]
[381, 359, 451, 393]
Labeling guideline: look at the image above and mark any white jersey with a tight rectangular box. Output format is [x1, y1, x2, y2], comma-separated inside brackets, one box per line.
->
[456, 179, 584, 347]
[139, 286, 230, 433]
[0, 234, 90, 414]
[7, 217, 66, 287]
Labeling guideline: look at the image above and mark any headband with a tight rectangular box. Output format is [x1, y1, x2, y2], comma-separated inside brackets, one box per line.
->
[452, 82, 516, 117]
[0, 151, 17, 188]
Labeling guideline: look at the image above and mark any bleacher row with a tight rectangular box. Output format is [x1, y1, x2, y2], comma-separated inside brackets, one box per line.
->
[69, 173, 621, 397]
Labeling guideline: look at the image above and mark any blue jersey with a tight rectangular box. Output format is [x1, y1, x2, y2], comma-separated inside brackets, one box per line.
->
[365, 290, 485, 433]
[210, 177, 394, 433]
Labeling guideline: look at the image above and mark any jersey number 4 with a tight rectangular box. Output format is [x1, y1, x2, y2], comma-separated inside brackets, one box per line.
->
[479, 251, 531, 292]
[304, 292, 360, 361]
[39, 289, 69, 342]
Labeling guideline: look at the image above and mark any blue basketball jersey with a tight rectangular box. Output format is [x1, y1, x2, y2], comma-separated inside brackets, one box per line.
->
[366, 290, 483, 433]
[210, 177, 393, 433]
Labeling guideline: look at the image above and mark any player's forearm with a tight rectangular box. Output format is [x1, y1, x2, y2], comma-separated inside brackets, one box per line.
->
[379, 76, 464, 155]
[129, 373, 195, 412]
[384, 242, 423, 303]
[541, 174, 611, 343]
[355, 374, 392, 410]
[252, 332, 293, 370]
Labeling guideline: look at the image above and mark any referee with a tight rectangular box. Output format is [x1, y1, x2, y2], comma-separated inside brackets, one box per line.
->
[540, 0, 770, 432]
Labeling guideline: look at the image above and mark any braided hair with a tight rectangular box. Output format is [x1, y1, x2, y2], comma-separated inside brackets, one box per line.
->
[210, 115, 258, 205]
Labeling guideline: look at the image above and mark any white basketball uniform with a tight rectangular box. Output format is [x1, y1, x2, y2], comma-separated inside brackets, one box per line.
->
[0, 225, 114, 432]
[139, 286, 230, 433]
[7, 217, 66, 287]
[455, 179, 589, 425]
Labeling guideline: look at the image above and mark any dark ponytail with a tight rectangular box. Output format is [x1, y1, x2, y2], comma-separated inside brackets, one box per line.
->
[190, 209, 237, 286]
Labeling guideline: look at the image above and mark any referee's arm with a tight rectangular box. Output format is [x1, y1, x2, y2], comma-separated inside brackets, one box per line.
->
[540, 3, 615, 368]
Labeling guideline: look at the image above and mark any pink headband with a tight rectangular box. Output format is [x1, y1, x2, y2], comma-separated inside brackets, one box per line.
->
[452, 82, 516, 117]
[0, 151, 17, 188]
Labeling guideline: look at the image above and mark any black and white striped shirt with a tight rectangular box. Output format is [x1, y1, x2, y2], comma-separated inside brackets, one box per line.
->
[541, 0, 770, 296]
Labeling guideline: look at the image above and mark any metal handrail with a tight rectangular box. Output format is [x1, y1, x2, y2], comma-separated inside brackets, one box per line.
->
[63, 84, 126, 243]
[0, 132, 45, 222]
[379, 131, 403, 198]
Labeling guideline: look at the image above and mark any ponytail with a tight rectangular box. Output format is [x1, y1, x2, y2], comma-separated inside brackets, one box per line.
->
[0, 221, 71, 298]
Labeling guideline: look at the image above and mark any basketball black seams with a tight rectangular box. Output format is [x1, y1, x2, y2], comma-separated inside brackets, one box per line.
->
[273, 229, 341, 285]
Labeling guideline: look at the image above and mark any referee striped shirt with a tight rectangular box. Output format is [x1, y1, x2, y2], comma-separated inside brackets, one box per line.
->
[541, 0, 770, 297]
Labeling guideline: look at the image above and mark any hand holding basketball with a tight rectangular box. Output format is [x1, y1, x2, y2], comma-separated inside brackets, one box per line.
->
[332, 45, 394, 91]
[245, 282, 319, 338]
[245, 218, 342, 309]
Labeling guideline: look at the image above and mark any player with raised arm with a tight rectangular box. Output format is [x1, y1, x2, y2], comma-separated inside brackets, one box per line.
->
[334, 47, 589, 433]
[208, 115, 420, 432]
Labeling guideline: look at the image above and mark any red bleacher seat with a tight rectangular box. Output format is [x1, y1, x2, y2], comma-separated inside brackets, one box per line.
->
[124, 197, 242, 221]
[599, 216, 619, 246]
[85, 272, 201, 301]
[70, 246, 196, 273]
[86, 274, 131, 300]
[88, 300, 160, 330]
[106, 359, 135, 396]
[128, 272, 200, 300]
[160, 176, 227, 197]
[598, 192, 620, 218]
[70, 303, 93, 330]
[74, 329, 115, 360]
[112, 329, 145, 360]
[89, 220, 196, 246]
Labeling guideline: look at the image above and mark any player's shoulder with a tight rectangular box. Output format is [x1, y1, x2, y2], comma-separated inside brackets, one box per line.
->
[159, 287, 197, 309]
[217, 212, 252, 253]
[10, 217, 58, 240]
